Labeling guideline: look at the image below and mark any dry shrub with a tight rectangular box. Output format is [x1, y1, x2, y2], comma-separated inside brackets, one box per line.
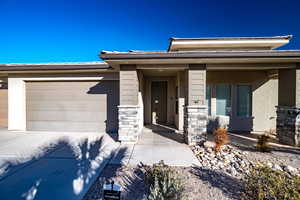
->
[214, 128, 229, 152]
[242, 165, 300, 200]
[256, 131, 272, 152]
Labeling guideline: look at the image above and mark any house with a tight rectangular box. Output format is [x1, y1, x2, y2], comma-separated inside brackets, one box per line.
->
[0, 35, 299, 146]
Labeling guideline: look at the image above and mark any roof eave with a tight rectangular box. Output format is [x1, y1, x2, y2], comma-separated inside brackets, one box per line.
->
[0, 62, 111, 71]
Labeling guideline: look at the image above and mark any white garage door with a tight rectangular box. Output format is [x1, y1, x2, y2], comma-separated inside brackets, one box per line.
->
[26, 81, 119, 132]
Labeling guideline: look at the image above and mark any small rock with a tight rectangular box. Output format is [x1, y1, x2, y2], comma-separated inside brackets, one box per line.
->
[284, 165, 297, 175]
[266, 162, 273, 168]
[272, 164, 282, 171]
[203, 141, 215, 148]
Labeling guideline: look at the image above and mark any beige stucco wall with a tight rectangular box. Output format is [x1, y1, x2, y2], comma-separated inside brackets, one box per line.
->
[0, 78, 8, 127]
[278, 68, 300, 108]
[278, 69, 296, 107]
[207, 71, 267, 84]
[297, 69, 300, 107]
[8, 78, 26, 130]
[119, 65, 139, 105]
[174, 71, 185, 131]
[253, 78, 278, 131]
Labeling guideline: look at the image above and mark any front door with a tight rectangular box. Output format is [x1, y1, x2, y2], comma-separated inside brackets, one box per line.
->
[151, 81, 167, 124]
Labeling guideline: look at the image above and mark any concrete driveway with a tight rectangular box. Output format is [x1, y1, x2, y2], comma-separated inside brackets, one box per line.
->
[0, 128, 119, 200]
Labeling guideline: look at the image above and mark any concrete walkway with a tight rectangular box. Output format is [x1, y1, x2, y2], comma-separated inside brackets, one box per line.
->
[0, 129, 119, 200]
[111, 125, 200, 166]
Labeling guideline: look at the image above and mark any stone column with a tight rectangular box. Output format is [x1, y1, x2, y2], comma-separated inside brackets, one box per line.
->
[184, 64, 208, 145]
[277, 66, 300, 146]
[118, 65, 140, 143]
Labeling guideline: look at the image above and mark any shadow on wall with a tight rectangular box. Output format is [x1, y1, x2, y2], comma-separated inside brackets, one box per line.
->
[0, 134, 120, 200]
[207, 115, 230, 133]
[207, 115, 254, 133]
[87, 81, 120, 134]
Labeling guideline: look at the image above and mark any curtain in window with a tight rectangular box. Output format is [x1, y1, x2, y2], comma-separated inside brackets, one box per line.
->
[216, 85, 231, 116]
[237, 85, 252, 117]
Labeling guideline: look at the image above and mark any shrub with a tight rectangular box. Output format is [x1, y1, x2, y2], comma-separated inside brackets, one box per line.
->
[242, 165, 300, 200]
[256, 131, 272, 152]
[145, 160, 185, 200]
[213, 128, 229, 152]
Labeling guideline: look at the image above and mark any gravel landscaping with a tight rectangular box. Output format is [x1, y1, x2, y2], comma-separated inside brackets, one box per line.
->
[84, 133, 300, 200]
[192, 140, 300, 178]
[84, 164, 243, 200]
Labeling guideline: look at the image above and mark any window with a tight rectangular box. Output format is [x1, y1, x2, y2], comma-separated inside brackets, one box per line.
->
[205, 85, 211, 115]
[237, 85, 252, 117]
[216, 85, 231, 116]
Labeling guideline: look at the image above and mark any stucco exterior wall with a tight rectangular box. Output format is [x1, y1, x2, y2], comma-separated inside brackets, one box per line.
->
[187, 65, 206, 106]
[207, 71, 267, 84]
[296, 68, 300, 107]
[0, 78, 8, 127]
[278, 69, 296, 107]
[253, 78, 278, 131]
[119, 65, 139, 105]
[174, 71, 185, 131]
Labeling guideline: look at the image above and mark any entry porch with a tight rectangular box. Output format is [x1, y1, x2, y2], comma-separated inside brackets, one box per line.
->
[118, 63, 300, 146]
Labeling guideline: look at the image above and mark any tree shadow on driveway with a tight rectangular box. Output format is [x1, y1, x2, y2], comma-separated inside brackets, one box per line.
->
[0, 133, 119, 200]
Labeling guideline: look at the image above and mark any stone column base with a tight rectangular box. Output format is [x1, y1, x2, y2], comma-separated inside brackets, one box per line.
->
[184, 105, 208, 145]
[276, 106, 300, 146]
[118, 105, 140, 143]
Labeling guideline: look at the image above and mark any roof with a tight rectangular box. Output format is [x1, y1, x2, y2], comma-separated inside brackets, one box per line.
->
[168, 35, 292, 51]
[0, 62, 110, 71]
[100, 50, 300, 60]
[169, 35, 292, 41]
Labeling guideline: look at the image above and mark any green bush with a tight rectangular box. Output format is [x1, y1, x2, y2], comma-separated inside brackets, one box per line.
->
[145, 160, 185, 200]
[242, 165, 300, 200]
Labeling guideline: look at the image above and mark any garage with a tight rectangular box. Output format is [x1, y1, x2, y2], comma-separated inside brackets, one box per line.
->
[26, 81, 119, 132]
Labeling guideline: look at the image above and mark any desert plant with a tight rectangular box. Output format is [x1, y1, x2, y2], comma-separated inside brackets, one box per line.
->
[213, 128, 229, 152]
[145, 160, 185, 200]
[242, 165, 300, 200]
[256, 131, 272, 152]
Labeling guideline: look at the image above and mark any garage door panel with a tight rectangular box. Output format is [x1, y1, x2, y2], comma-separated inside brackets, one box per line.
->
[26, 91, 105, 101]
[27, 111, 107, 122]
[27, 121, 106, 132]
[26, 81, 102, 89]
[27, 100, 106, 112]
[26, 81, 119, 132]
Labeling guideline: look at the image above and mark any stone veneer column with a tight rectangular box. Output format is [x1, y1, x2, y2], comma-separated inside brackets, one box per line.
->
[184, 64, 208, 145]
[277, 66, 300, 146]
[118, 65, 140, 143]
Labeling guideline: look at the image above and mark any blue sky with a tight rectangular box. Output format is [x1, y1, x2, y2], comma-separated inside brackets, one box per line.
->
[1, 0, 300, 63]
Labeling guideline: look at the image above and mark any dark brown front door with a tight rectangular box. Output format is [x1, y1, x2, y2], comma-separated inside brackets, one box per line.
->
[151, 81, 167, 124]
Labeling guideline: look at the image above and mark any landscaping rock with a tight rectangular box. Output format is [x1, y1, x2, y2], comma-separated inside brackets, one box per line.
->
[191, 144, 300, 178]
[283, 165, 298, 175]
[191, 144, 252, 178]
